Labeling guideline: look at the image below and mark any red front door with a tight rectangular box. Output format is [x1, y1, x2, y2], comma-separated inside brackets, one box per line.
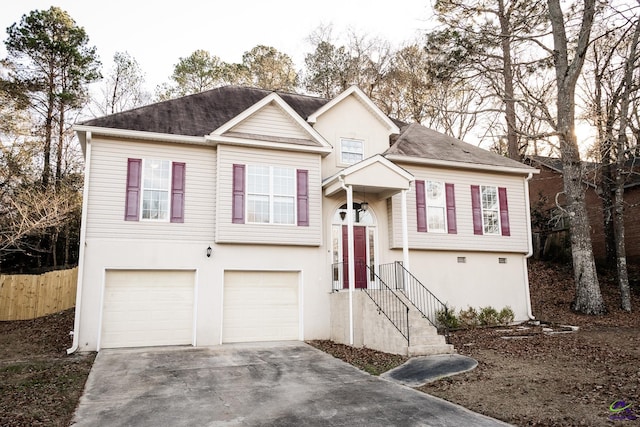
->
[342, 225, 367, 289]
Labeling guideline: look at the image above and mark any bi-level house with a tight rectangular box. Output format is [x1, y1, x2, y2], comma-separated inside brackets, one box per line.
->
[69, 85, 538, 356]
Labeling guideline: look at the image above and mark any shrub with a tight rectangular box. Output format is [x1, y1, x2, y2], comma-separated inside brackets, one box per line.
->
[478, 306, 500, 326]
[436, 306, 459, 329]
[458, 306, 479, 328]
[498, 306, 515, 325]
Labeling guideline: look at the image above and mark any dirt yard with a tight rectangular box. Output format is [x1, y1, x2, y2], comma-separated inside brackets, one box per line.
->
[312, 260, 640, 426]
[1, 260, 639, 426]
[0, 309, 94, 427]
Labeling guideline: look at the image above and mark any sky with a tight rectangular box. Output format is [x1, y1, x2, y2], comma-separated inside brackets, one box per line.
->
[1, 1, 436, 91]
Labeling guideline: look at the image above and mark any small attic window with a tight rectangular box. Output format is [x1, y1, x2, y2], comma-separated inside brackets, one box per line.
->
[340, 138, 364, 165]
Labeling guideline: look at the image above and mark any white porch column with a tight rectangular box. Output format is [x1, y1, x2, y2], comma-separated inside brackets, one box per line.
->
[401, 189, 410, 271]
[345, 185, 355, 346]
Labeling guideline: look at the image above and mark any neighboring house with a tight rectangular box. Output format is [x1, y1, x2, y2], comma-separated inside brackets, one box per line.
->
[526, 155, 640, 264]
[70, 85, 538, 356]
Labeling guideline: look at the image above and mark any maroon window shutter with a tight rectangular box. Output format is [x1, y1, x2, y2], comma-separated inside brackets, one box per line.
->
[415, 180, 427, 232]
[170, 162, 186, 223]
[124, 158, 142, 221]
[499, 187, 510, 236]
[297, 169, 309, 226]
[445, 183, 457, 234]
[232, 164, 245, 224]
[471, 185, 483, 235]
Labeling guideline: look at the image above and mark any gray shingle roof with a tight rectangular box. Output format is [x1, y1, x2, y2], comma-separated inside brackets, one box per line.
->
[80, 85, 535, 172]
[80, 86, 330, 137]
[386, 123, 534, 171]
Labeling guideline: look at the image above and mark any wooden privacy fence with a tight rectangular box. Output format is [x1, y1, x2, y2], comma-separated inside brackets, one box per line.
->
[0, 267, 77, 321]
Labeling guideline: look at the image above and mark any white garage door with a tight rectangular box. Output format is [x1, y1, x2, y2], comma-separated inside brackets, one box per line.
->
[223, 271, 299, 343]
[101, 270, 195, 349]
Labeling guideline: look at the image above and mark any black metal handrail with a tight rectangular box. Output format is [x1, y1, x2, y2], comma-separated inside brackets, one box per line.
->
[362, 265, 410, 346]
[378, 261, 450, 334]
[330, 261, 410, 346]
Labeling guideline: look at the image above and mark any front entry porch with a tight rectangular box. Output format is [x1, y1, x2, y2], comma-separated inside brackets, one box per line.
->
[330, 261, 455, 356]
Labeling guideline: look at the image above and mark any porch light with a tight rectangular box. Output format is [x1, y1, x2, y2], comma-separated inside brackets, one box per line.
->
[206, 246, 212, 257]
[360, 201, 369, 211]
[339, 211, 347, 221]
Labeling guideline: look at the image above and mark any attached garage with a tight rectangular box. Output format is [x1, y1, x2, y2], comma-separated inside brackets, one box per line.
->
[223, 271, 300, 343]
[100, 270, 195, 349]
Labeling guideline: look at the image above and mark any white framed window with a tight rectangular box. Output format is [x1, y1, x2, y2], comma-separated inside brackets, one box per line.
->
[426, 181, 446, 232]
[246, 165, 296, 224]
[141, 159, 171, 220]
[481, 185, 500, 234]
[340, 138, 364, 165]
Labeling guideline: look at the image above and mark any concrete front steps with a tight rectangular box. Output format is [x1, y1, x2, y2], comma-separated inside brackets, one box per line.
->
[328, 289, 454, 357]
[406, 307, 455, 356]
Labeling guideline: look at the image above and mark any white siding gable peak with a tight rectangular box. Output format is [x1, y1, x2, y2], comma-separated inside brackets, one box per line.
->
[307, 86, 400, 134]
[323, 154, 414, 197]
[210, 92, 331, 150]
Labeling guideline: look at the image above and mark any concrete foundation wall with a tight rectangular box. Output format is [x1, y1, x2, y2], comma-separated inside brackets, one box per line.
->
[330, 291, 408, 356]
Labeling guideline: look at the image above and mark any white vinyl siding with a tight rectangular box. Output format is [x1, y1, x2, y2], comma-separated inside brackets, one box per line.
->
[230, 103, 310, 140]
[101, 270, 195, 349]
[85, 138, 215, 241]
[222, 271, 300, 343]
[389, 165, 529, 253]
[217, 145, 322, 245]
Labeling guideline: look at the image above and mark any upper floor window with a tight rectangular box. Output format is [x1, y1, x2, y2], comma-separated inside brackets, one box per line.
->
[340, 138, 364, 165]
[426, 181, 446, 232]
[247, 165, 296, 224]
[471, 184, 510, 236]
[142, 159, 171, 220]
[481, 185, 500, 234]
[125, 158, 185, 223]
[416, 180, 457, 234]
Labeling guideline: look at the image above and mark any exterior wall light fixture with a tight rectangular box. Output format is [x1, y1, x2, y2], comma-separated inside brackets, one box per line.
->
[206, 246, 212, 257]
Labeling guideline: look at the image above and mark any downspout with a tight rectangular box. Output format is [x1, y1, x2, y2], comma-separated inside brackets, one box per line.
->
[67, 131, 92, 354]
[339, 176, 355, 346]
[523, 172, 535, 320]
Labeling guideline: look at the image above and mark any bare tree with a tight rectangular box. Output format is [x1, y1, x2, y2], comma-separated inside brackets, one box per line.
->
[548, 0, 605, 314]
[92, 51, 150, 116]
[433, 0, 549, 159]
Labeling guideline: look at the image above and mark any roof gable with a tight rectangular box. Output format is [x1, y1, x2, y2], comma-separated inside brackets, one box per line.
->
[307, 86, 400, 134]
[210, 92, 329, 148]
[323, 155, 413, 198]
[79, 86, 329, 137]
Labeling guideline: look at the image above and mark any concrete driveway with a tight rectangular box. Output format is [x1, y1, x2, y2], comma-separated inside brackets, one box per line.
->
[72, 342, 510, 426]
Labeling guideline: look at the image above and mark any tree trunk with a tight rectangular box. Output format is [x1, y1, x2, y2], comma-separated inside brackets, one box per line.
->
[600, 163, 616, 267]
[593, 57, 615, 267]
[548, 0, 605, 315]
[561, 139, 605, 314]
[611, 16, 640, 312]
[613, 185, 631, 311]
[56, 102, 65, 192]
[42, 87, 55, 189]
[498, 0, 520, 161]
